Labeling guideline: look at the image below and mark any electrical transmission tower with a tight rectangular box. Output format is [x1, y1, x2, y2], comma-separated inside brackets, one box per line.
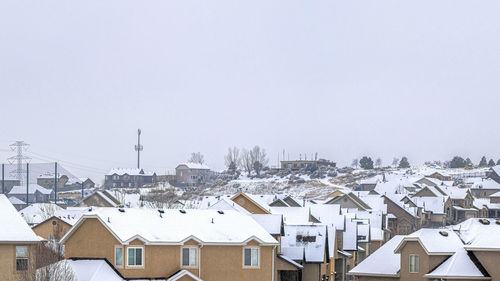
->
[134, 129, 143, 169]
[8, 141, 31, 184]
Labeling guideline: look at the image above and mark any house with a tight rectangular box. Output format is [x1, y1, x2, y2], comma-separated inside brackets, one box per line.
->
[8, 183, 53, 204]
[0, 195, 41, 280]
[74, 190, 121, 207]
[104, 168, 157, 189]
[0, 177, 21, 193]
[382, 195, 420, 236]
[60, 208, 279, 281]
[280, 159, 336, 171]
[349, 219, 500, 281]
[488, 165, 500, 184]
[8, 196, 26, 210]
[470, 179, 500, 198]
[32, 207, 89, 241]
[325, 193, 372, 211]
[37, 173, 69, 189]
[175, 163, 212, 187]
[231, 192, 272, 214]
[426, 171, 452, 181]
[281, 225, 331, 281]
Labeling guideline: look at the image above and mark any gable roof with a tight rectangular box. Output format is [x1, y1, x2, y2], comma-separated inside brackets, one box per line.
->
[41, 259, 124, 281]
[394, 229, 462, 255]
[250, 214, 283, 236]
[176, 163, 210, 170]
[424, 249, 490, 280]
[349, 235, 404, 277]
[9, 184, 52, 195]
[0, 195, 40, 242]
[106, 168, 154, 176]
[61, 208, 278, 246]
[167, 269, 203, 281]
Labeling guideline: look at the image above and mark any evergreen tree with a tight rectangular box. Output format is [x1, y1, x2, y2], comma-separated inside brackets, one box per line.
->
[488, 159, 496, 167]
[466, 158, 473, 166]
[398, 156, 410, 168]
[497, 159, 500, 166]
[359, 156, 374, 170]
[449, 156, 466, 168]
[479, 156, 488, 167]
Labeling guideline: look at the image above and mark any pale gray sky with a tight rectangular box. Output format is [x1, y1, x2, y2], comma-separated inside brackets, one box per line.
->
[1, 0, 499, 182]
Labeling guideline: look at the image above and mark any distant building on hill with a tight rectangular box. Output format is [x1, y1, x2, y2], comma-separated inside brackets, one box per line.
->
[104, 168, 156, 189]
[8, 184, 53, 204]
[37, 173, 95, 192]
[175, 163, 212, 187]
[280, 159, 336, 170]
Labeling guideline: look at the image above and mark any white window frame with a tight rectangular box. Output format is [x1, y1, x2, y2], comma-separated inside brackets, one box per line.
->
[115, 245, 124, 268]
[181, 247, 198, 268]
[15, 246, 29, 271]
[242, 247, 260, 269]
[126, 246, 144, 268]
[409, 254, 419, 273]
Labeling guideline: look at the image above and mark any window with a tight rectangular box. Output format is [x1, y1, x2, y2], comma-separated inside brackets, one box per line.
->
[243, 248, 259, 268]
[409, 255, 419, 273]
[181, 247, 197, 267]
[16, 246, 28, 271]
[115, 246, 123, 267]
[127, 247, 143, 267]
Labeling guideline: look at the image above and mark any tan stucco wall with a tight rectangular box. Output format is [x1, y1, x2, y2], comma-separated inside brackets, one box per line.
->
[302, 263, 320, 281]
[65, 218, 275, 280]
[0, 244, 36, 281]
[75, 194, 114, 207]
[32, 217, 72, 241]
[399, 241, 447, 281]
[474, 251, 500, 281]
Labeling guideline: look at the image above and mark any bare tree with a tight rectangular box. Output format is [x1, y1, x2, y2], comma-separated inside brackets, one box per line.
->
[188, 152, 205, 164]
[351, 159, 359, 168]
[375, 158, 382, 168]
[249, 146, 268, 176]
[240, 149, 253, 176]
[224, 147, 240, 172]
[392, 157, 400, 167]
[16, 241, 68, 281]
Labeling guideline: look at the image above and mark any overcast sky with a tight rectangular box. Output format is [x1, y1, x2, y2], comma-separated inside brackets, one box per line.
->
[0, 0, 499, 182]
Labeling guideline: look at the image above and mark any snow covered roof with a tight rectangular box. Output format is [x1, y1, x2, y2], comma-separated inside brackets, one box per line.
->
[0, 195, 40, 242]
[472, 179, 500, 190]
[250, 214, 283, 235]
[282, 225, 326, 263]
[424, 249, 490, 279]
[20, 203, 64, 225]
[207, 197, 251, 215]
[106, 168, 154, 176]
[410, 196, 446, 214]
[8, 196, 25, 205]
[9, 184, 52, 195]
[61, 208, 278, 246]
[270, 207, 312, 225]
[309, 204, 344, 230]
[51, 207, 90, 226]
[349, 235, 404, 277]
[343, 218, 357, 251]
[394, 229, 462, 255]
[40, 259, 124, 281]
[459, 219, 500, 250]
[278, 255, 304, 269]
[176, 163, 210, 170]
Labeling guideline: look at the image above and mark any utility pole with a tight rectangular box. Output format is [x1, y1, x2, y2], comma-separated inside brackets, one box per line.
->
[134, 129, 143, 169]
[8, 141, 30, 185]
[81, 181, 84, 199]
[26, 163, 29, 207]
[54, 162, 58, 203]
[1, 164, 4, 194]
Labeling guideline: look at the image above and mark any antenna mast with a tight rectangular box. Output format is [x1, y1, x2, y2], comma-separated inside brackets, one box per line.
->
[134, 129, 143, 169]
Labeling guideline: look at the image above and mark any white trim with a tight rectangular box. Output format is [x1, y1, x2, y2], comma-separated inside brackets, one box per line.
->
[126, 246, 144, 268]
[242, 246, 260, 269]
[167, 269, 203, 281]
